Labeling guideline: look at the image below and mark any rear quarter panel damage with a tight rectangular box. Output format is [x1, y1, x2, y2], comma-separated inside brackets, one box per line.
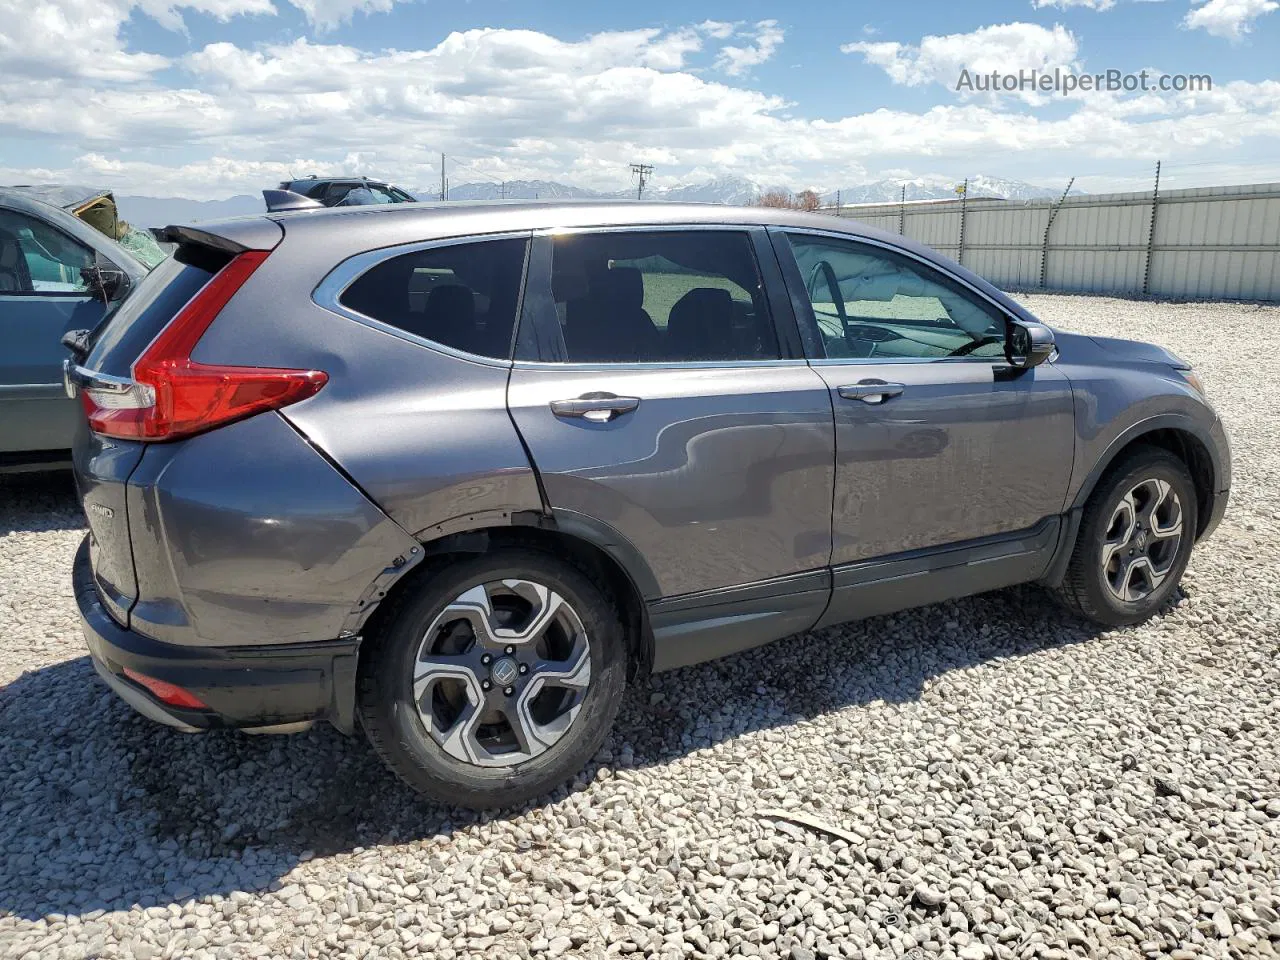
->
[127, 412, 422, 647]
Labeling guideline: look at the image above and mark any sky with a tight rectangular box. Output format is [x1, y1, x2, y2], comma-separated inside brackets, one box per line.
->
[0, 0, 1277, 198]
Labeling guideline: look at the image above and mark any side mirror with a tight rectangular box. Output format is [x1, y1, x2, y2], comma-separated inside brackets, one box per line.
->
[81, 256, 130, 303]
[1006, 320, 1056, 369]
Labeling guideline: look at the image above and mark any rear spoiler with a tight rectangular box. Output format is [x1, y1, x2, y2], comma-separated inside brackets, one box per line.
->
[162, 220, 284, 254]
[263, 188, 324, 213]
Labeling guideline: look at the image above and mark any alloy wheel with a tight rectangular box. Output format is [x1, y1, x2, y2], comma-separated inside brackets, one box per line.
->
[412, 579, 591, 767]
[1100, 477, 1184, 603]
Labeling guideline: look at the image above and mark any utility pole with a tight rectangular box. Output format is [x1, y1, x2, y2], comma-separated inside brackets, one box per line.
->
[957, 177, 969, 265]
[899, 184, 906, 234]
[440, 153, 446, 201]
[500, 181, 506, 200]
[836, 189, 841, 217]
[630, 163, 653, 200]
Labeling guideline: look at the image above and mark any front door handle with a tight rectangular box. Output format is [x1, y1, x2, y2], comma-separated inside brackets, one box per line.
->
[837, 380, 905, 404]
[550, 393, 641, 423]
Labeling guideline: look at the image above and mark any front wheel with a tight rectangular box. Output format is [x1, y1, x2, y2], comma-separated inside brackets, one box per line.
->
[357, 549, 627, 809]
[1054, 447, 1198, 627]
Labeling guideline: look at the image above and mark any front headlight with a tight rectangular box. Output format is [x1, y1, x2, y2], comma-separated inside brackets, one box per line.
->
[1175, 367, 1205, 396]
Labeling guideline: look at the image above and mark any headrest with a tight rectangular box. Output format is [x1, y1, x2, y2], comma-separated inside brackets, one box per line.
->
[667, 288, 735, 358]
[591, 265, 644, 310]
[424, 284, 475, 323]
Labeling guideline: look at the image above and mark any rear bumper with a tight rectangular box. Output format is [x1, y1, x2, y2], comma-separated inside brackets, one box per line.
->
[74, 537, 360, 734]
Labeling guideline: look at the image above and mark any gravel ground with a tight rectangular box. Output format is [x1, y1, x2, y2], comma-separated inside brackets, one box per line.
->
[2, 293, 1279, 960]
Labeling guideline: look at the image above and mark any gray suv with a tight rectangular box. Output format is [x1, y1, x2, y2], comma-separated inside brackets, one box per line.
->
[67, 202, 1230, 809]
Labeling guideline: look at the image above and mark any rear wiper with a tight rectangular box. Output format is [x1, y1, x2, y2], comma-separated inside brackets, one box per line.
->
[61, 329, 92, 361]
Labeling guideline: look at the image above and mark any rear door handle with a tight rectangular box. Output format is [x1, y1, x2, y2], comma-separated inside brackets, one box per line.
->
[837, 380, 905, 404]
[550, 393, 641, 423]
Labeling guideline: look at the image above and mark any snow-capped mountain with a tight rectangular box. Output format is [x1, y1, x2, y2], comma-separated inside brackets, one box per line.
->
[822, 175, 1077, 205]
[445, 173, 1075, 206]
[441, 175, 767, 204]
[441, 179, 599, 201]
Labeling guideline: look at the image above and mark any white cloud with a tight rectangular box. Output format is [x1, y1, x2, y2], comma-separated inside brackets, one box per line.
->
[1031, 0, 1117, 10]
[0, 16, 1277, 199]
[842, 23, 1079, 96]
[0, 0, 167, 81]
[280, 0, 392, 29]
[714, 20, 785, 76]
[1183, 0, 1278, 38]
[136, 0, 275, 32]
[698, 20, 736, 40]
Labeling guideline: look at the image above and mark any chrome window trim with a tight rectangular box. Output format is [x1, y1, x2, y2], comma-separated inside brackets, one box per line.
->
[531, 223, 762, 238]
[311, 230, 533, 369]
[511, 358, 812, 372]
[807, 356, 1005, 367]
[775, 226, 1048, 366]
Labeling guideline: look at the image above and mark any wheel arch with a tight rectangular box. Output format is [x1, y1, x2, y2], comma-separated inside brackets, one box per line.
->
[1072, 417, 1219, 540]
[356, 514, 657, 684]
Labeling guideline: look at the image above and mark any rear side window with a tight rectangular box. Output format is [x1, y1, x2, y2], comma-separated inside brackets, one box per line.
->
[85, 245, 227, 377]
[339, 237, 527, 361]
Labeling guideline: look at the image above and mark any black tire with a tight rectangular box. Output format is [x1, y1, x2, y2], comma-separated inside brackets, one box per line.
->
[1054, 446, 1198, 627]
[357, 548, 627, 810]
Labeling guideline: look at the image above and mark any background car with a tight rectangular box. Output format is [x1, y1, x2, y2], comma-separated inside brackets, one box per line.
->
[66, 201, 1229, 810]
[0, 187, 148, 471]
[276, 176, 417, 207]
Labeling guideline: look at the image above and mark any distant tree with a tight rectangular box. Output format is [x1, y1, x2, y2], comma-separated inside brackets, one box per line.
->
[755, 188, 822, 211]
[756, 189, 797, 208]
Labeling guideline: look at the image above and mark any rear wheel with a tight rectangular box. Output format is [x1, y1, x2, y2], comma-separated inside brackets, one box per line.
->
[1054, 447, 1197, 627]
[357, 549, 626, 809]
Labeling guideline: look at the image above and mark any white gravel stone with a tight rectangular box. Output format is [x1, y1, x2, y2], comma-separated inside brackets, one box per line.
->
[3, 294, 1280, 959]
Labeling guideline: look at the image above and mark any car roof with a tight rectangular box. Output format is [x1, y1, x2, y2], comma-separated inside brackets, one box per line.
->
[2, 184, 114, 212]
[179, 200, 1040, 326]
[259, 199, 924, 249]
[0, 187, 148, 279]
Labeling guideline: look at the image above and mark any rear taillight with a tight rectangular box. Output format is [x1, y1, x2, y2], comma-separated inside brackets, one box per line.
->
[81, 250, 327, 442]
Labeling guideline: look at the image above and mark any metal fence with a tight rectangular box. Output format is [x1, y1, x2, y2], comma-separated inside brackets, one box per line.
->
[829, 182, 1280, 301]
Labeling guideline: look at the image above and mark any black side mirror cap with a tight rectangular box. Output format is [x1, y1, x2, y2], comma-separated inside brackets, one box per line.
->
[1006, 320, 1056, 369]
[80, 263, 129, 303]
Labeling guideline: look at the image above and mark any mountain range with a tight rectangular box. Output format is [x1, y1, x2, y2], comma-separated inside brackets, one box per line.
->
[113, 174, 1076, 227]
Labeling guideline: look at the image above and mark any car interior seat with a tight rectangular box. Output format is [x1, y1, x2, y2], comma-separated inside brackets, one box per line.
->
[564, 265, 660, 362]
[667, 287, 738, 361]
[0, 231, 33, 293]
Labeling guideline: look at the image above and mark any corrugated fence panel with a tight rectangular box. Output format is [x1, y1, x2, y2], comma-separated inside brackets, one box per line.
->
[836, 181, 1280, 301]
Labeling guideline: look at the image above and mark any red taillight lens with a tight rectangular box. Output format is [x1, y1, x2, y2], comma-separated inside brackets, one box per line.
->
[122, 668, 210, 709]
[82, 250, 327, 442]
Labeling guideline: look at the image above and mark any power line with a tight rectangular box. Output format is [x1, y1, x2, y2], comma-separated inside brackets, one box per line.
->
[445, 154, 506, 185]
[630, 163, 653, 201]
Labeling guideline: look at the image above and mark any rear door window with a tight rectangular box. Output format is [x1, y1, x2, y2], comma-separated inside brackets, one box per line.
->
[521, 230, 779, 363]
[338, 237, 527, 361]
